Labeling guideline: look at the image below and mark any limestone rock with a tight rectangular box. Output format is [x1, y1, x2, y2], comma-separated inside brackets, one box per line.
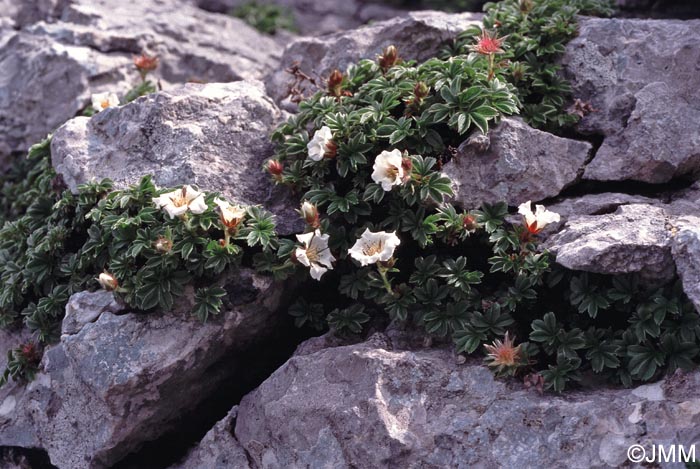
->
[671, 215, 700, 313]
[61, 290, 124, 337]
[266, 11, 482, 104]
[28, 0, 281, 85]
[443, 118, 591, 209]
[0, 269, 287, 469]
[196, 0, 405, 36]
[545, 204, 675, 282]
[235, 337, 700, 468]
[562, 17, 700, 183]
[0, 0, 281, 162]
[51, 81, 301, 235]
[172, 406, 251, 469]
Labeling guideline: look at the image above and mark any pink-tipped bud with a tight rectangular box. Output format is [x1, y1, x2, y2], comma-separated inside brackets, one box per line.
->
[98, 272, 119, 292]
[300, 201, 320, 228]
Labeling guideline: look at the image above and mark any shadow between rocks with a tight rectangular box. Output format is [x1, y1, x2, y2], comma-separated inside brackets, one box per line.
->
[111, 318, 311, 469]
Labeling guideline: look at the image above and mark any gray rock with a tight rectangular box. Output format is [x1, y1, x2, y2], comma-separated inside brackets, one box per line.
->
[671, 215, 700, 313]
[61, 290, 124, 337]
[235, 337, 700, 468]
[546, 204, 676, 282]
[196, 0, 406, 36]
[0, 0, 281, 162]
[28, 0, 281, 85]
[0, 269, 287, 469]
[51, 80, 301, 235]
[538, 192, 662, 237]
[172, 406, 251, 469]
[443, 117, 591, 209]
[266, 11, 482, 104]
[562, 17, 700, 183]
[0, 32, 127, 165]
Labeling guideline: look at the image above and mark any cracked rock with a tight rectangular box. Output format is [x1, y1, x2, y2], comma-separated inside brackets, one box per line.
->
[266, 11, 482, 104]
[51, 80, 301, 235]
[0, 0, 281, 163]
[671, 215, 700, 313]
[562, 17, 700, 183]
[171, 406, 251, 469]
[61, 290, 124, 337]
[443, 117, 591, 209]
[234, 336, 700, 468]
[546, 204, 676, 282]
[194, 0, 405, 36]
[0, 269, 288, 469]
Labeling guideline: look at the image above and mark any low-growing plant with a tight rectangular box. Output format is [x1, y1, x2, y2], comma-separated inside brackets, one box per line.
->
[0, 140, 279, 384]
[443, 0, 614, 130]
[83, 53, 159, 116]
[264, 0, 698, 393]
[230, 1, 297, 35]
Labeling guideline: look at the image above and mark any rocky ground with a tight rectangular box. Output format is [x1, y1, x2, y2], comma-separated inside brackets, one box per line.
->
[0, 0, 699, 468]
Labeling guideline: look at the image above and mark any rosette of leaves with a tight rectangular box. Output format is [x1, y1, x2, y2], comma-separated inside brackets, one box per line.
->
[444, 0, 614, 130]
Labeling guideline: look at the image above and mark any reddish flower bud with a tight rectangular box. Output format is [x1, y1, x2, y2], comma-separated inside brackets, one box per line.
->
[462, 214, 478, 232]
[20, 342, 40, 364]
[133, 53, 159, 73]
[267, 160, 284, 181]
[414, 82, 429, 99]
[299, 201, 320, 229]
[328, 69, 344, 97]
[378, 45, 400, 72]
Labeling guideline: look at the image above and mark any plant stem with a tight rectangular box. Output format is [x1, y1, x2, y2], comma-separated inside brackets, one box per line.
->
[378, 266, 393, 295]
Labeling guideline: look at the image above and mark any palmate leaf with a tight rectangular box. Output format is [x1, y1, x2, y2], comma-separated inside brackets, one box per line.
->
[327, 304, 369, 335]
[239, 206, 277, 250]
[627, 344, 665, 381]
[453, 324, 487, 354]
[193, 286, 227, 323]
[134, 270, 190, 311]
[424, 301, 469, 337]
[569, 274, 610, 318]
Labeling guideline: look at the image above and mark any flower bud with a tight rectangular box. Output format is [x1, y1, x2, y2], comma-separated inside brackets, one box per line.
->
[414, 82, 429, 99]
[154, 236, 173, 253]
[299, 201, 320, 228]
[98, 272, 119, 291]
[462, 214, 478, 232]
[20, 342, 40, 364]
[267, 160, 284, 181]
[378, 45, 400, 72]
[328, 69, 344, 97]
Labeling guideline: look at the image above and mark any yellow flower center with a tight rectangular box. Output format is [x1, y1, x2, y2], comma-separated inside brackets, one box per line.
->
[100, 99, 111, 109]
[362, 240, 384, 256]
[305, 245, 320, 263]
[171, 188, 189, 207]
[384, 165, 399, 179]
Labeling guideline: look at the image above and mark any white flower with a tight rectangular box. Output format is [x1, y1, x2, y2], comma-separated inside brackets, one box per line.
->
[307, 126, 334, 161]
[372, 149, 405, 191]
[153, 185, 208, 219]
[295, 230, 335, 280]
[91, 92, 120, 112]
[214, 197, 246, 229]
[348, 228, 401, 266]
[518, 201, 560, 233]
